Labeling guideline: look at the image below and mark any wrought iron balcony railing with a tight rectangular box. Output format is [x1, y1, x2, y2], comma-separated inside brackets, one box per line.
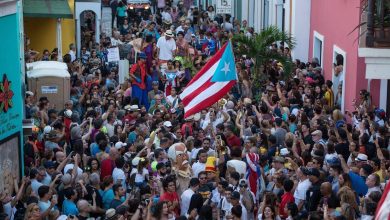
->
[365, 0, 390, 47]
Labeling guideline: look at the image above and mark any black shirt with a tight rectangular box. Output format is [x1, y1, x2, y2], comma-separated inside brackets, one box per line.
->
[305, 180, 322, 212]
[85, 184, 104, 218]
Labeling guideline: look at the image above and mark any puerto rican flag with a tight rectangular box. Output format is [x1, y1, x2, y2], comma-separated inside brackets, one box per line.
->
[180, 41, 237, 118]
[375, 181, 390, 220]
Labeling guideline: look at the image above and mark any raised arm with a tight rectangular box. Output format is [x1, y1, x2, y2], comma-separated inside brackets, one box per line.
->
[338, 154, 350, 174]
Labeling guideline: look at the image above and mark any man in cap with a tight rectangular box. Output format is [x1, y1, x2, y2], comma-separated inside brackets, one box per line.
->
[238, 179, 255, 219]
[156, 30, 176, 62]
[311, 130, 326, 147]
[305, 168, 322, 212]
[129, 52, 148, 108]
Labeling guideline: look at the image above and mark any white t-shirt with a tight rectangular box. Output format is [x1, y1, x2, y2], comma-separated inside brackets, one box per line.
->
[166, 95, 180, 108]
[130, 168, 149, 183]
[157, 37, 176, 60]
[31, 179, 43, 196]
[68, 50, 76, 62]
[221, 22, 233, 32]
[220, 196, 232, 220]
[104, 121, 115, 138]
[3, 200, 16, 220]
[294, 178, 311, 205]
[161, 11, 172, 23]
[226, 160, 247, 178]
[191, 162, 206, 178]
[112, 167, 126, 189]
[180, 188, 195, 216]
[64, 164, 83, 176]
[175, 26, 184, 33]
[201, 118, 224, 131]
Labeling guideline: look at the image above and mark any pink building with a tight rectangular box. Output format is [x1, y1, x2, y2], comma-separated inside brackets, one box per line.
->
[308, 0, 387, 112]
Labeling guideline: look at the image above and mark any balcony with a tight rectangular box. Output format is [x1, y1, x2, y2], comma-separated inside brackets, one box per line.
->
[359, 0, 390, 80]
[362, 0, 390, 48]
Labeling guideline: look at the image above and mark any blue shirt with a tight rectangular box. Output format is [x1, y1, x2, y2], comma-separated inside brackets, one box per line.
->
[128, 131, 137, 144]
[90, 143, 110, 157]
[348, 171, 368, 196]
[100, 188, 115, 210]
[62, 199, 79, 216]
[116, 6, 127, 17]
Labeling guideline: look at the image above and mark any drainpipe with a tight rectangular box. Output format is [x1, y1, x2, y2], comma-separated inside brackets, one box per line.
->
[56, 18, 63, 61]
[367, 79, 371, 93]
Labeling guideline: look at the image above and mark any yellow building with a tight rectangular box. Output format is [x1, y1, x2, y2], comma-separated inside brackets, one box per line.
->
[23, 0, 75, 60]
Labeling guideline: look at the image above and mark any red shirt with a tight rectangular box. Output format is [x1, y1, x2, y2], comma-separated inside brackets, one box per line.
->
[160, 191, 180, 217]
[100, 158, 115, 180]
[279, 192, 295, 218]
[64, 117, 72, 143]
[181, 123, 193, 137]
[226, 135, 241, 149]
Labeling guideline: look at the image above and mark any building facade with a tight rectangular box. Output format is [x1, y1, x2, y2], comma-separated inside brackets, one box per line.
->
[0, 0, 25, 187]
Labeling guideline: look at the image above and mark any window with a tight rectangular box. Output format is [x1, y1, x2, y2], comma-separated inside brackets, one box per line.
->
[313, 31, 324, 67]
[332, 45, 346, 112]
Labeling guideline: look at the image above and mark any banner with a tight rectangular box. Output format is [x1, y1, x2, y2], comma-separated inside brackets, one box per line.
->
[107, 47, 120, 62]
[216, 0, 232, 14]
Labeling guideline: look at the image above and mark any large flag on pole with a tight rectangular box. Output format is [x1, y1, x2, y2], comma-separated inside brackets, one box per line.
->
[180, 41, 237, 118]
[375, 181, 390, 220]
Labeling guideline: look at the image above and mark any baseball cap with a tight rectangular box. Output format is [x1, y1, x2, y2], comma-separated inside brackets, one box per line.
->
[280, 148, 290, 156]
[308, 168, 320, 178]
[114, 141, 127, 150]
[231, 191, 240, 200]
[163, 121, 172, 127]
[44, 161, 56, 169]
[356, 153, 368, 162]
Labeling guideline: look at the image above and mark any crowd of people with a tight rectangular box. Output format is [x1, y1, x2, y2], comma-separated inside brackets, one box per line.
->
[5, 0, 390, 220]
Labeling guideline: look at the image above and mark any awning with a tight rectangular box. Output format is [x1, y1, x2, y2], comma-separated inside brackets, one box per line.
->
[23, 0, 73, 19]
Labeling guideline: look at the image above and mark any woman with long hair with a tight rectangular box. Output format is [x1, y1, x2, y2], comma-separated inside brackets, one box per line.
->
[87, 157, 100, 175]
[148, 201, 170, 220]
[239, 69, 253, 99]
[337, 173, 358, 218]
[24, 203, 41, 220]
[259, 205, 278, 220]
